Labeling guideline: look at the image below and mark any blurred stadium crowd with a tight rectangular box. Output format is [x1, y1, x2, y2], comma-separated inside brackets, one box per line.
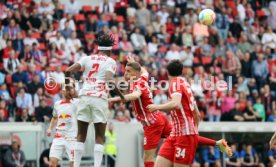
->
[0, 0, 276, 166]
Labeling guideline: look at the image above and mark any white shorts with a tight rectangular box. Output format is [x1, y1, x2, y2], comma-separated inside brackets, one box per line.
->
[77, 96, 109, 123]
[49, 138, 75, 161]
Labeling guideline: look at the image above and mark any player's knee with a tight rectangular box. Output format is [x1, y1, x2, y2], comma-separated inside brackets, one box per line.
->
[144, 151, 154, 162]
[95, 135, 105, 144]
[49, 159, 58, 167]
[77, 134, 86, 142]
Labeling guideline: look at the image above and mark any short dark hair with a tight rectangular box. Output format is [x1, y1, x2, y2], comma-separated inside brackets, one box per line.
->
[126, 62, 141, 72]
[95, 33, 115, 47]
[166, 60, 183, 76]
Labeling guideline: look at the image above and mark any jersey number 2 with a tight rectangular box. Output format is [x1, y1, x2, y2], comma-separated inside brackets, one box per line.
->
[88, 64, 99, 78]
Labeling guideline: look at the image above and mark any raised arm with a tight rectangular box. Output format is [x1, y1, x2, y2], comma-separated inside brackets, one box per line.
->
[106, 71, 125, 101]
[109, 89, 142, 102]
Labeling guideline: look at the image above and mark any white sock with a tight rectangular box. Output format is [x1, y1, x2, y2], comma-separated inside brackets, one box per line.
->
[94, 144, 104, 167]
[74, 142, 84, 167]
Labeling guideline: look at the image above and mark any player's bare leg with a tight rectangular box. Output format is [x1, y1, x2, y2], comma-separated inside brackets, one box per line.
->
[198, 136, 232, 157]
[144, 148, 156, 167]
[94, 122, 107, 167]
[74, 120, 89, 167]
[69, 161, 73, 167]
[49, 157, 59, 167]
[155, 156, 173, 167]
[173, 163, 190, 167]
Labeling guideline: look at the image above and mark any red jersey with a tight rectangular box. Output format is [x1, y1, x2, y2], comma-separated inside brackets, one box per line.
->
[129, 74, 160, 126]
[169, 77, 198, 136]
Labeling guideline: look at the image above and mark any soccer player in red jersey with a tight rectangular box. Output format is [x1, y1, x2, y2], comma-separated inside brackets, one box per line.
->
[147, 60, 231, 167]
[110, 57, 232, 167]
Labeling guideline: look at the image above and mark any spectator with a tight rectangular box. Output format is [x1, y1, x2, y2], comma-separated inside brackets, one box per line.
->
[27, 73, 43, 95]
[270, 65, 276, 98]
[237, 77, 249, 95]
[99, 0, 114, 14]
[240, 144, 256, 167]
[130, 27, 146, 54]
[165, 44, 180, 61]
[40, 12, 52, 32]
[237, 0, 246, 22]
[237, 34, 252, 54]
[203, 146, 221, 167]
[12, 65, 30, 86]
[180, 46, 193, 67]
[153, 90, 167, 105]
[47, 42, 64, 66]
[35, 99, 52, 122]
[268, 144, 276, 166]
[12, 32, 24, 55]
[28, 9, 42, 31]
[30, 43, 46, 67]
[215, 7, 229, 41]
[59, 14, 75, 31]
[184, 8, 197, 27]
[152, 15, 163, 33]
[33, 87, 44, 108]
[229, 101, 245, 121]
[200, 37, 213, 57]
[49, 31, 66, 49]
[3, 39, 15, 59]
[148, 36, 159, 56]
[193, 21, 209, 43]
[16, 87, 32, 112]
[51, 66, 65, 84]
[96, 15, 109, 32]
[253, 97, 266, 121]
[243, 100, 260, 121]
[182, 26, 194, 48]
[229, 16, 243, 38]
[207, 91, 221, 122]
[15, 108, 32, 122]
[119, 33, 133, 55]
[262, 26, 276, 50]
[3, 19, 20, 40]
[135, 1, 150, 32]
[3, 140, 26, 167]
[261, 84, 273, 115]
[37, 1, 54, 20]
[0, 84, 12, 102]
[23, 30, 39, 46]
[64, 0, 80, 15]
[247, 26, 261, 44]
[39, 143, 51, 167]
[251, 53, 268, 90]
[67, 31, 81, 54]
[156, 5, 169, 25]
[19, 11, 31, 31]
[60, 20, 73, 39]
[3, 50, 20, 74]
[225, 144, 241, 167]
[241, 52, 252, 78]
[0, 108, 8, 122]
[268, 110, 276, 122]
[268, 1, 276, 31]
[85, 16, 97, 33]
[226, 37, 238, 54]
[222, 50, 241, 84]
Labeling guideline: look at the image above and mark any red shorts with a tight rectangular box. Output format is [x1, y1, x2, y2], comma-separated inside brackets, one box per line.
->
[143, 113, 172, 150]
[158, 135, 198, 165]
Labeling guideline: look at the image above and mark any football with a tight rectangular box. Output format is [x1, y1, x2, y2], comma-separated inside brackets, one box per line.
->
[199, 9, 216, 26]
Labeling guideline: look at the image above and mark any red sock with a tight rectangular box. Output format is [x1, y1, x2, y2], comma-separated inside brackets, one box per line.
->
[144, 161, 154, 167]
[198, 136, 216, 146]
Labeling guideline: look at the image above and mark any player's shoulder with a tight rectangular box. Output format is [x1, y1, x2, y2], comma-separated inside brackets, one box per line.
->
[53, 100, 62, 107]
[106, 57, 116, 64]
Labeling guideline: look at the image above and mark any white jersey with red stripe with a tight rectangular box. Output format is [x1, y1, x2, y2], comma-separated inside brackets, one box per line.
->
[129, 74, 160, 126]
[53, 99, 79, 139]
[77, 54, 116, 99]
[169, 77, 198, 136]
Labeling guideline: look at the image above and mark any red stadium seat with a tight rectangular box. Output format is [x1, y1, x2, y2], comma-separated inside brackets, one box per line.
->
[159, 46, 167, 53]
[193, 57, 200, 64]
[10, 86, 16, 99]
[0, 63, 3, 69]
[202, 57, 212, 65]
[103, 14, 111, 21]
[95, 6, 100, 13]
[85, 33, 95, 41]
[256, 10, 265, 17]
[39, 43, 46, 50]
[82, 5, 93, 12]
[53, 22, 59, 30]
[21, 31, 26, 38]
[88, 14, 98, 19]
[74, 14, 86, 22]
[32, 32, 41, 39]
[78, 24, 85, 31]
[116, 16, 124, 22]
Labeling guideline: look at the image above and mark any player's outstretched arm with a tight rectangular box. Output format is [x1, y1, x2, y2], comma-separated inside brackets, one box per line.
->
[47, 116, 58, 136]
[108, 89, 142, 102]
[270, 132, 276, 149]
[147, 93, 182, 112]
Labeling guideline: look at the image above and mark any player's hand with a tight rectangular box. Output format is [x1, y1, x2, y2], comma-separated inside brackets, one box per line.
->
[47, 129, 52, 137]
[147, 104, 159, 112]
[108, 97, 120, 102]
[127, 54, 135, 63]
